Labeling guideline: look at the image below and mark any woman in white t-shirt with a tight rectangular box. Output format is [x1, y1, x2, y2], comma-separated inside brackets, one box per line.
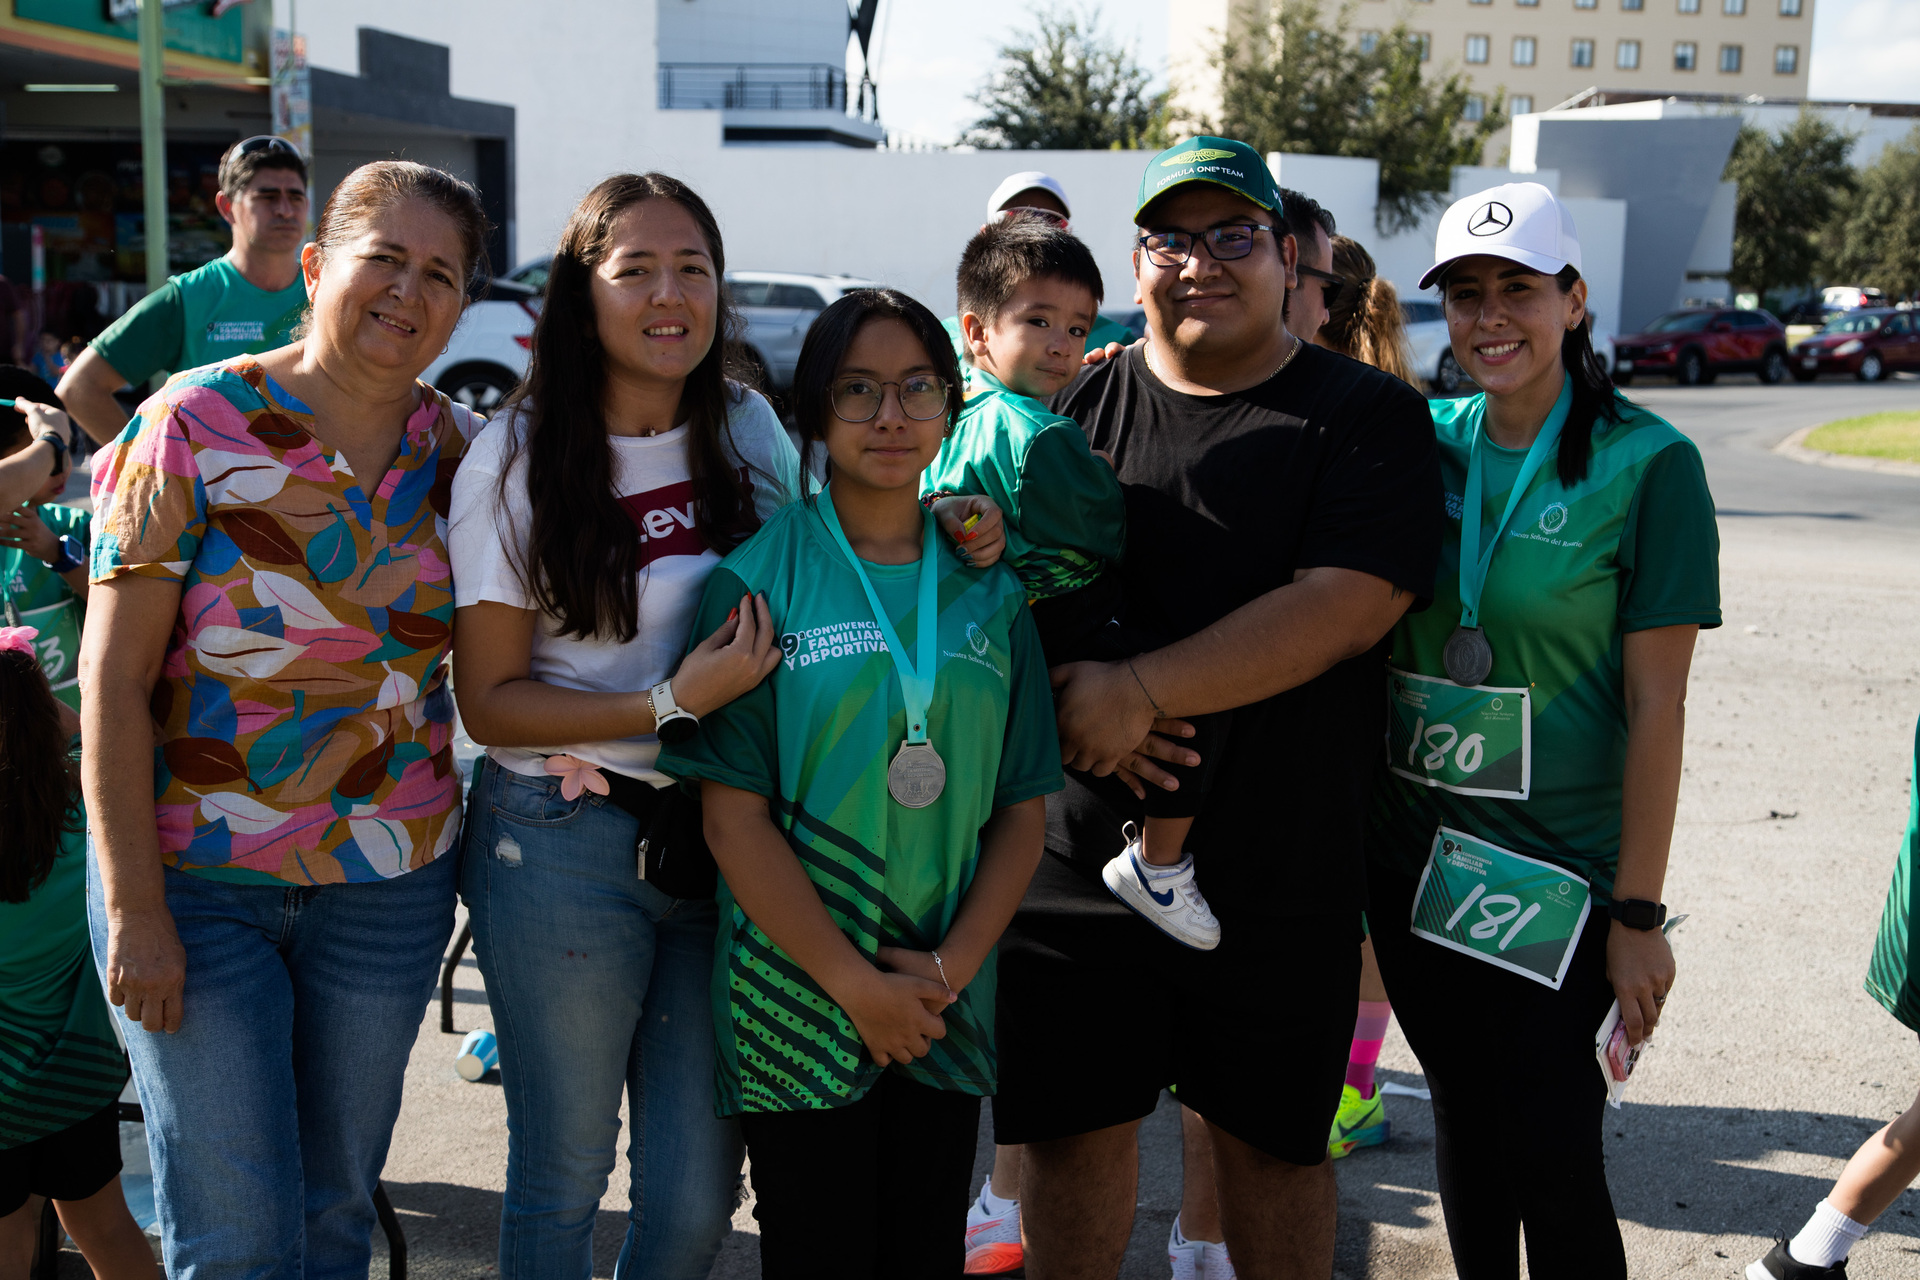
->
[447, 174, 1004, 1280]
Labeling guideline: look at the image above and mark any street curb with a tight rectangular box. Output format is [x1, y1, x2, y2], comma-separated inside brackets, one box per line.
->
[1773, 425, 1920, 479]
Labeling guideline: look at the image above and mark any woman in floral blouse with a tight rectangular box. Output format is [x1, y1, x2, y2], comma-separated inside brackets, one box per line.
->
[80, 161, 488, 1280]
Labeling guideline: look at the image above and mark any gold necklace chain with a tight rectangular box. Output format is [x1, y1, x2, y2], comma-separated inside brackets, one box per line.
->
[1145, 330, 1303, 386]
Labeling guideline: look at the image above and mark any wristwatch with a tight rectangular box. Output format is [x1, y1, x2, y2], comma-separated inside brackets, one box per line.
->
[47, 534, 85, 575]
[1608, 898, 1668, 931]
[648, 679, 700, 745]
[36, 429, 68, 476]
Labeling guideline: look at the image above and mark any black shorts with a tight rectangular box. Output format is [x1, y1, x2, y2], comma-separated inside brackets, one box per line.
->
[993, 856, 1362, 1166]
[0, 1102, 123, 1217]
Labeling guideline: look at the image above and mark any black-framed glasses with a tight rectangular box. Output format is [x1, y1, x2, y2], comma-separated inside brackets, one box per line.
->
[1136, 223, 1275, 268]
[228, 134, 302, 162]
[1296, 263, 1346, 312]
[831, 375, 951, 423]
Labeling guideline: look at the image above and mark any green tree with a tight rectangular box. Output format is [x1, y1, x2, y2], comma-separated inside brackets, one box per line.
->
[962, 5, 1169, 150]
[1723, 112, 1856, 299]
[1824, 125, 1920, 299]
[1211, 1, 1505, 233]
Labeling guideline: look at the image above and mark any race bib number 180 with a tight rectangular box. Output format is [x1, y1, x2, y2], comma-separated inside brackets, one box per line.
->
[1388, 668, 1530, 800]
[1410, 826, 1592, 989]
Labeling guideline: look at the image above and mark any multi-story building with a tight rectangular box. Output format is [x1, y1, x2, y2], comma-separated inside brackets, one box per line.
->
[1172, 0, 1815, 126]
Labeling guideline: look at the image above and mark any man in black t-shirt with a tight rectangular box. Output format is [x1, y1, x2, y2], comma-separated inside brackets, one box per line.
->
[994, 137, 1442, 1279]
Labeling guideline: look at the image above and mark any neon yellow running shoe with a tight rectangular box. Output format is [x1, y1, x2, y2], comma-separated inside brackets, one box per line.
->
[1328, 1084, 1389, 1158]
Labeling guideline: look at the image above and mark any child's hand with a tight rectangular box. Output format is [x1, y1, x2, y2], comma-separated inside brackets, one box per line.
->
[1081, 341, 1126, 366]
[838, 965, 954, 1066]
[876, 945, 955, 1014]
[931, 494, 1005, 570]
[0, 505, 59, 564]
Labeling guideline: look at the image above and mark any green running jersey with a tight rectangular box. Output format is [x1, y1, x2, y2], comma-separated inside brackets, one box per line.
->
[659, 499, 1062, 1114]
[91, 256, 306, 385]
[922, 368, 1124, 599]
[1367, 393, 1721, 900]
[1866, 714, 1920, 1033]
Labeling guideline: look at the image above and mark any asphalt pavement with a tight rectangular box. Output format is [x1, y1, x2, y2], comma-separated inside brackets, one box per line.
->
[56, 372, 1920, 1280]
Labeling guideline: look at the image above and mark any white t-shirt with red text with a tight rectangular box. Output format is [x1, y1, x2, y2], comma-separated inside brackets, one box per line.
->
[448, 388, 802, 784]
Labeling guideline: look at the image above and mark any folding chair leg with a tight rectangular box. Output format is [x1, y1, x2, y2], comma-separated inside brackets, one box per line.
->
[440, 922, 473, 1035]
[373, 1182, 406, 1280]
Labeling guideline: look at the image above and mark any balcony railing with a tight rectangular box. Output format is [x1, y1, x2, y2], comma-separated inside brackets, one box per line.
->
[657, 63, 847, 112]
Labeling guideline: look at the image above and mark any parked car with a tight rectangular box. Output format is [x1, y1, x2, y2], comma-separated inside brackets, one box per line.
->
[1790, 308, 1920, 382]
[727, 271, 879, 390]
[1778, 285, 1889, 327]
[1400, 299, 1614, 395]
[1612, 307, 1789, 386]
[423, 276, 541, 415]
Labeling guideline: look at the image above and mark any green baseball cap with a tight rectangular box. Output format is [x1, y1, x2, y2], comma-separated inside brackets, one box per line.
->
[1135, 136, 1282, 223]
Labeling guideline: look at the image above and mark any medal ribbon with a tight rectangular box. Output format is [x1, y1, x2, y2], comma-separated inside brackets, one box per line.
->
[817, 486, 940, 746]
[1457, 373, 1573, 630]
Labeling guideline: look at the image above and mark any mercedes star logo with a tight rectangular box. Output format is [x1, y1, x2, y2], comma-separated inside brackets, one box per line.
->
[1467, 201, 1513, 237]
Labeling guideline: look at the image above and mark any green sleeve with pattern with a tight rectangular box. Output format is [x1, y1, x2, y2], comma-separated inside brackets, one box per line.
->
[993, 592, 1066, 810]
[89, 281, 185, 385]
[1617, 441, 1722, 633]
[1015, 424, 1126, 566]
[656, 566, 779, 799]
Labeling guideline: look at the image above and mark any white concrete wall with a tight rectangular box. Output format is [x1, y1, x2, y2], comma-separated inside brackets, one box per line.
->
[656, 0, 849, 68]
[1268, 153, 1380, 250]
[1529, 98, 1920, 170]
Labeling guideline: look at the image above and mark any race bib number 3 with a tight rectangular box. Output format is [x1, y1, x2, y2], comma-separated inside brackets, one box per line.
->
[20, 598, 81, 709]
[1410, 826, 1592, 989]
[1388, 668, 1531, 800]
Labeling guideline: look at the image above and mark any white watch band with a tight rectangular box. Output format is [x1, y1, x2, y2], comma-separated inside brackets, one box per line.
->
[651, 679, 684, 720]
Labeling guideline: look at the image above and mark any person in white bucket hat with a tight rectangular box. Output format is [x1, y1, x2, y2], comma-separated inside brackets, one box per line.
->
[1362, 181, 1724, 1279]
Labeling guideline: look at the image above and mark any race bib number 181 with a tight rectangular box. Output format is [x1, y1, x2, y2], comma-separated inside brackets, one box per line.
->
[1410, 826, 1592, 990]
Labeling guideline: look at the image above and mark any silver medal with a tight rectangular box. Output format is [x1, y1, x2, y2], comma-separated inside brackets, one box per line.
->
[887, 740, 947, 808]
[1442, 626, 1494, 687]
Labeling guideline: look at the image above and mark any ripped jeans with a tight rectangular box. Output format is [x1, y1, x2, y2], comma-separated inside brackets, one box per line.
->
[458, 757, 742, 1280]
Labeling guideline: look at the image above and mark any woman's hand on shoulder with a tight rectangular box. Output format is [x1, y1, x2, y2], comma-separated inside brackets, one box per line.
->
[836, 962, 954, 1065]
[671, 591, 780, 717]
[930, 494, 1005, 569]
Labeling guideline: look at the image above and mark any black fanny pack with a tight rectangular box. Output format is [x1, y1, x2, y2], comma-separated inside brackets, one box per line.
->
[600, 770, 717, 901]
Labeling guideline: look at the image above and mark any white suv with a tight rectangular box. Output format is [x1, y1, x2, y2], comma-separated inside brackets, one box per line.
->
[726, 272, 879, 391]
[423, 277, 541, 415]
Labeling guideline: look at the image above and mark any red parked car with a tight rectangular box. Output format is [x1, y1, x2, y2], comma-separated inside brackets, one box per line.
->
[1791, 309, 1920, 382]
[1612, 308, 1790, 386]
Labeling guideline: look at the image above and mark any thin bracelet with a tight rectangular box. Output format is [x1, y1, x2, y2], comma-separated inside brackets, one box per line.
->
[929, 950, 953, 995]
[1126, 658, 1166, 718]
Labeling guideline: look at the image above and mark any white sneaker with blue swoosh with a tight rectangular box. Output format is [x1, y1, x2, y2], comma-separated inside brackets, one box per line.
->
[1101, 824, 1221, 950]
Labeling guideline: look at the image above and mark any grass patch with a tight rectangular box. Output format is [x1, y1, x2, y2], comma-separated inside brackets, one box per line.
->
[1803, 411, 1920, 464]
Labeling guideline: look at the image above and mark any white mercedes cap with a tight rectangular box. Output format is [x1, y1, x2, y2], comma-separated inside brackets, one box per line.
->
[1420, 181, 1581, 290]
[986, 171, 1071, 220]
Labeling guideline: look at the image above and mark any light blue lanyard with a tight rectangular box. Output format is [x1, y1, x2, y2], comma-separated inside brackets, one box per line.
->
[817, 486, 940, 746]
[1457, 374, 1573, 629]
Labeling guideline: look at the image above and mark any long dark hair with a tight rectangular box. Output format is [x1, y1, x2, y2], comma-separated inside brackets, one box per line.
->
[0, 650, 80, 903]
[500, 173, 761, 642]
[790, 289, 964, 494]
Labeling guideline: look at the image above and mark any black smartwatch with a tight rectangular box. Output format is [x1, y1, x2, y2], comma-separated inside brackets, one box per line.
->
[48, 534, 85, 575]
[36, 429, 68, 476]
[1608, 898, 1667, 931]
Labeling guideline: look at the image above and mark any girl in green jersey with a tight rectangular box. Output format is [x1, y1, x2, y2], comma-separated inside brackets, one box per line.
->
[1364, 184, 1720, 1280]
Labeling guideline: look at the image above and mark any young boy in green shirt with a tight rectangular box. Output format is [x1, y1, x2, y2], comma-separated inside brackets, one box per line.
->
[0, 370, 87, 709]
[923, 219, 1228, 953]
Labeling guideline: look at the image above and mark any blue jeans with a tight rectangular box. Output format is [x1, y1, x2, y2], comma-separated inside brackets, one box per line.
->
[460, 757, 742, 1280]
[86, 845, 458, 1280]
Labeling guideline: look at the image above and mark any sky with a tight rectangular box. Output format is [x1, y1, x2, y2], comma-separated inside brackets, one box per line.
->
[863, 0, 1920, 146]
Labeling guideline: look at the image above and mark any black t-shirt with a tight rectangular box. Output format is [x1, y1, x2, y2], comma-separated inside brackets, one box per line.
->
[1034, 340, 1443, 920]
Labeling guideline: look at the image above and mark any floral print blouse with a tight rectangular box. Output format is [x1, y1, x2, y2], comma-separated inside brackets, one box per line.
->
[90, 357, 478, 885]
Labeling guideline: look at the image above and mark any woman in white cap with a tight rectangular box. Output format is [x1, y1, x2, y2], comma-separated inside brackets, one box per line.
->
[1362, 182, 1721, 1278]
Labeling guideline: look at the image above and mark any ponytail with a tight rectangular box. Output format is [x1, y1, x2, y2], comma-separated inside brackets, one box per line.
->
[1323, 235, 1420, 388]
[0, 649, 80, 903]
[1553, 265, 1625, 488]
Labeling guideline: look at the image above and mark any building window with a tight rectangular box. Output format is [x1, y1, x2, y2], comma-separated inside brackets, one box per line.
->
[1511, 94, 1534, 114]
[1517, 0, 1539, 7]
[1464, 94, 1487, 122]
[1359, 29, 1380, 53]
[1622, 0, 1643, 10]
[1469, 0, 1490, 5]
[1571, 37, 1595, 66]
[1617, 39, 1641, 69]
[1575, 0, 1597, 7]
[1674, 41, 1697, 69]
[1412, 31, 1432, 60]
[1780, 0, 1802, 14]
[1466, 34, 1491, 63]
[1719, 43, 1742, 72]
[1723, 0, 1746, 12]
[1678, 0, 1699, 12]
[1513, 35, 1537, 64]
[1775, 44, 1798, 73]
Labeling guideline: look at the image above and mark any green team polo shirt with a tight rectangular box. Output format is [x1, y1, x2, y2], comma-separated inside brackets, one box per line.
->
[659, 498, 1062, 1115]
[921, 368, 1125, 599]
[1865, 713, 1920, 1033]
[1367, 393, 1721, 901]
[91, 256, 306, 384]
[2, 502, 88, 613]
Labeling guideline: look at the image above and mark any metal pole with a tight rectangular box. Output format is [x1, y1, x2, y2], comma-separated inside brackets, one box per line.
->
[138, 0, 168, 294]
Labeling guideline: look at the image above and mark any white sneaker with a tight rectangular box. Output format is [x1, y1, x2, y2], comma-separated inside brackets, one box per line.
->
[1168, 1217, 1206, 1280]
[1203, 1239, 1237, 1280]
[963, 1185, 1023, 1275]
[1103, 826, 1221, 950]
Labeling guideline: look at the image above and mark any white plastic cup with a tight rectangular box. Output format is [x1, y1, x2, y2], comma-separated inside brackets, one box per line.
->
[455, 1028, 499, 1082]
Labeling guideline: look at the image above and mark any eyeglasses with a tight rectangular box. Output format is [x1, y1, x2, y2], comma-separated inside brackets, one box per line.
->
[1296, 263, 1346, 312]
[994, 206, 1070, 230]
[831, 375, 952, 423]
[227, 134, 302, 162]
[1136, 224, 1275, 268]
